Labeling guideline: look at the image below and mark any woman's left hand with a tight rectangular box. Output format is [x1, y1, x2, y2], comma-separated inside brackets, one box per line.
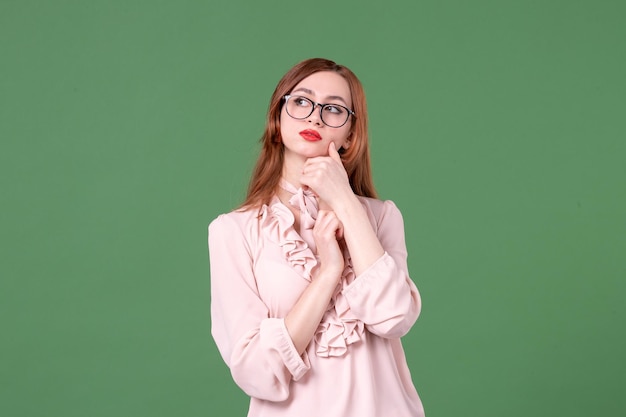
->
[300, 142, 354, 210]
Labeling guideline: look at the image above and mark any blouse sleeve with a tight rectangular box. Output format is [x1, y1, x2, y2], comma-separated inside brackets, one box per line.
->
[208, 213, 310, 402]
[342, 200, 422, 338]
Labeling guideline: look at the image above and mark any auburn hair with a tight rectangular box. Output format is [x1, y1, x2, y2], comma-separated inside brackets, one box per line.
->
[240, 58, 377, 210]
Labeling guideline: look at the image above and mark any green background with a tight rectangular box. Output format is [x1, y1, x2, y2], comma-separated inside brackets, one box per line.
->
[2, 0, 624, 416]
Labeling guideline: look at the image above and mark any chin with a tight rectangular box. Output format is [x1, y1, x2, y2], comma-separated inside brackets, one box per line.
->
[284, 142, 327, 159]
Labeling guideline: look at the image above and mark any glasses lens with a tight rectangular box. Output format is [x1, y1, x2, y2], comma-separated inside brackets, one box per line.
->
[321, 104, 350, 128]
[286, 96, 314, 120]
[285, 95, 352, 128]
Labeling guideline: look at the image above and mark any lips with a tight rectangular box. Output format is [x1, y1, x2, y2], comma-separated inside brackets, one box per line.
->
[299, 129, 322, 141]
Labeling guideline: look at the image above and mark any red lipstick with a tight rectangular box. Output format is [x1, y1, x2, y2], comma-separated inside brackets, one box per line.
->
[299, 129, 322, 141]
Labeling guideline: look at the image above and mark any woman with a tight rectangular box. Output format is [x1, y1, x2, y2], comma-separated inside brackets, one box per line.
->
[208, 58, 424, 417]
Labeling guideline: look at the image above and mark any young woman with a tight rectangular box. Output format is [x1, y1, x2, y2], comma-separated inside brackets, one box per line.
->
[208, 58, 424, 417]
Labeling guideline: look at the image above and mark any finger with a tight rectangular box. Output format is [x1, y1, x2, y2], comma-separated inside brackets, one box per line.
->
[302, 158, 329, 173]
[328, 142, 342, 164]
[329, 218, 344, 240]
[335, 221, 344, 240]
[315, 211, 340, 235]
[318, 199, 331, 211]
[300, 166, 325, 189]
[315, 210, 334, 230]
[319, 213, 343, 238]
[301, 184, 318, 197]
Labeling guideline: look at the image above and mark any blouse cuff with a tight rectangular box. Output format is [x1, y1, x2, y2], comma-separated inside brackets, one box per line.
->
[342, 251, 392, 296]
[260, 318, 311, 381]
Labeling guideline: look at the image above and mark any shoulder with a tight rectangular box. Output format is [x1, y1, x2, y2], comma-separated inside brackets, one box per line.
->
[356, 196, 404, 229]
[356, 196, 403, 218]
[208, 207, 262, 237]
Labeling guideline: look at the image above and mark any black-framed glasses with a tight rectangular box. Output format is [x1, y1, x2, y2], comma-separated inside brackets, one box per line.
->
[283, 95, 355, 128]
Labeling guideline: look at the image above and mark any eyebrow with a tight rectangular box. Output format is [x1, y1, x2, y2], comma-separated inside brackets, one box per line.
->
[291, 87, 350, 106]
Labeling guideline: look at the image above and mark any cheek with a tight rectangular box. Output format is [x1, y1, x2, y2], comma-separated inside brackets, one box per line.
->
[278, 113, 289, 136]
[279, 110, 296, 131]
[332, 127, 352, 144]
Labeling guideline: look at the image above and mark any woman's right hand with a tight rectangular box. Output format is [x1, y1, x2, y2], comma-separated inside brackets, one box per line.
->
[284, 208, 346, 355]
[313, 209, 345, 280]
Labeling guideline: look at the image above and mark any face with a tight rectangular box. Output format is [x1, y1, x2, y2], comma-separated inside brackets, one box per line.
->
[280, 71, 353, 163]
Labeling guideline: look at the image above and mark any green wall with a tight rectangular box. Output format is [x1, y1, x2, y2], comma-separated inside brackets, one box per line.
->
[2, 1, 624, 416]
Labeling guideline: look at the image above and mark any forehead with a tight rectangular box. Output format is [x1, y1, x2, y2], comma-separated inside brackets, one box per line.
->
[291, 71, 351, 104]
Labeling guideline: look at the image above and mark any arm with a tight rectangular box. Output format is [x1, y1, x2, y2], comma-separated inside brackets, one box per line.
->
[341, 200, 421, 338]
[301, 143, 421, 338]
[209, 214, 310, 401]
[209, 210, 347, 400]
[301, 142, 384, 276]
[285, 209, 346, 355]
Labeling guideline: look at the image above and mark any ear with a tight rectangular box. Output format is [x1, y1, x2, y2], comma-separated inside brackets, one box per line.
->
[341, 133, 352, 150]
[337, 141, 350, 156]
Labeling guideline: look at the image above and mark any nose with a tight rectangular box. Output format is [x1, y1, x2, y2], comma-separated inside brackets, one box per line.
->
[307, 104, 323, 125]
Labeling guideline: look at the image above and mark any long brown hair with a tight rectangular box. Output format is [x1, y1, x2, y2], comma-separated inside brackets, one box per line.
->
[240, 58, 377, 209]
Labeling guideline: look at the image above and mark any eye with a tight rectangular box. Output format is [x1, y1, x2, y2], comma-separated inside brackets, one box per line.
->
[323, 105, 345, 115]
[294, 96, 312, 107]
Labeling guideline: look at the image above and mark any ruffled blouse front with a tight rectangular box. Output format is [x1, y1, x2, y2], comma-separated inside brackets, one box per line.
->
[208, 184, 424, 417]
[259, 195, 317, 282]
[258, 180, 365, 357]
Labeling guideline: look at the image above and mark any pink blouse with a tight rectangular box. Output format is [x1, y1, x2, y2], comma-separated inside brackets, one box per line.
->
[208, 187, 424, 417]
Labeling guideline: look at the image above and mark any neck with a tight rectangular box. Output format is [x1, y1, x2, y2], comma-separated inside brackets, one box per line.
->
[281, 152, 306, 188]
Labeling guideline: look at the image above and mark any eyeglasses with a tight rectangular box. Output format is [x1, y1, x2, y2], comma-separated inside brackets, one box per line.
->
[283, 95, 355, 128]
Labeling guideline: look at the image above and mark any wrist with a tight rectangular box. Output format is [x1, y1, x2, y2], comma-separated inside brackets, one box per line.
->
[332, 194, 364, 222]
[315, 266, 343, 284]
